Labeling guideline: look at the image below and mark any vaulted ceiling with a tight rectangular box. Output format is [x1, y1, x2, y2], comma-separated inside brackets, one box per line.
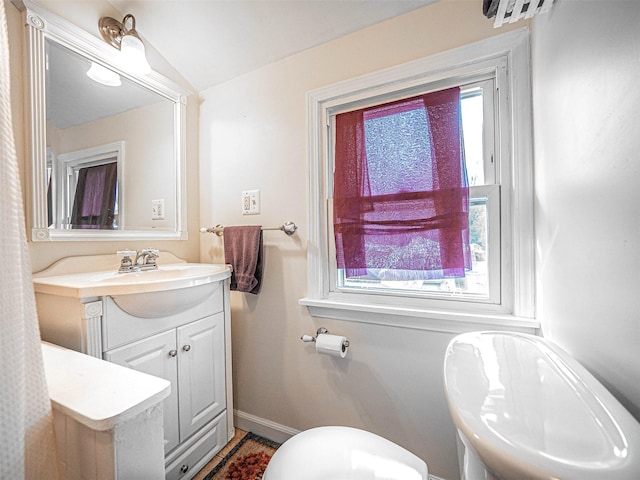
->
[106, 0, 436, 91]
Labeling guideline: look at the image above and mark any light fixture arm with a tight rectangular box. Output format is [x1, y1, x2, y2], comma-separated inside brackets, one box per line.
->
[99, 14, 142, 51]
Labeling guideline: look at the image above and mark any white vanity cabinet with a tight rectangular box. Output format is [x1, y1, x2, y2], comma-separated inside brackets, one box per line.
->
[32, 256, 233, 480]
[106, 327, 183, 453]
[104, 307, 227, 476]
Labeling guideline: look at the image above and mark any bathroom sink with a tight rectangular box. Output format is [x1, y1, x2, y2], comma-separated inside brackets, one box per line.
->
[33, 263, 231, 299]
[34, 262, 231, 318]
[109, 282, 220, 318]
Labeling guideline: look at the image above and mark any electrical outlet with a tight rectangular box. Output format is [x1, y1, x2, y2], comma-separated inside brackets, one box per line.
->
[242, 190, 260, 215]
[152, 199, 165, 220]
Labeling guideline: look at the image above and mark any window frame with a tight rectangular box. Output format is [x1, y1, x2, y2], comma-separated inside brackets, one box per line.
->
[300, 29, 537, 334]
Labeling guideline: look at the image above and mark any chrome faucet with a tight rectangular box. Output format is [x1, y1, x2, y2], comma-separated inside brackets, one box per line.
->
[135, 248, 160, 270]
[117, 248, 159, 273]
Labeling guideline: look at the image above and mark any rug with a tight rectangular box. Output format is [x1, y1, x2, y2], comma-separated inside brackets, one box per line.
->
[204, 432, 280, 480]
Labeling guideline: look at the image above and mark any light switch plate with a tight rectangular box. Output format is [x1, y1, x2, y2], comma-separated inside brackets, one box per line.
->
[152, 199, 165, 220]
[242, 190, 260, 215]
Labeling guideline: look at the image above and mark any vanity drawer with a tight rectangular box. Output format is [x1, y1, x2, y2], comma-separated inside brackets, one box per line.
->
[102, 280, 224, 351]
[165, 413, 228, 480]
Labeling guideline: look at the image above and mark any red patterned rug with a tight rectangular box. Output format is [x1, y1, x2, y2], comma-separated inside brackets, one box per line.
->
[204, 433, 280, 480]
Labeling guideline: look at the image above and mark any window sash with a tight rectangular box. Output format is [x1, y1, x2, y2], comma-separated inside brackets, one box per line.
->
[461, 79, 496, 186]
[329, 184, 501, 304]
[332, 87, 470, 279]
[327, 77, 496, 194]
[328, 79, 498, 305]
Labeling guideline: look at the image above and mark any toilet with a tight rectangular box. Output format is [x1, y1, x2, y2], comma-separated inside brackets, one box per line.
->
[263, 425, 428, 480]
[264, 331, 640, 480]
[443, 331, 640, 480]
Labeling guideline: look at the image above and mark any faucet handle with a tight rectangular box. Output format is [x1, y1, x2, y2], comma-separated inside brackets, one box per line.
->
[117, 249, 137, 273]
[139, 248, 160, 267]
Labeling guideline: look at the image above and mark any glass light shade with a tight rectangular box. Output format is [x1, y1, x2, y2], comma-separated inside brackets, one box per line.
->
[86, 62, 122, 87]
[120, 34, 152, 75]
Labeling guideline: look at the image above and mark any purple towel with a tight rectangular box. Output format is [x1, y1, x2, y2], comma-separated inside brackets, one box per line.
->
[223, 225, 263, 294]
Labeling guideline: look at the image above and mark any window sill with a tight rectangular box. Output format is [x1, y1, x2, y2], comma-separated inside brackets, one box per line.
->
[299, 297, 539, 334]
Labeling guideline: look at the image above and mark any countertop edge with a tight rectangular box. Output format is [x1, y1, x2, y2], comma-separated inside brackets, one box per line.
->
[42, 342, 171, 431]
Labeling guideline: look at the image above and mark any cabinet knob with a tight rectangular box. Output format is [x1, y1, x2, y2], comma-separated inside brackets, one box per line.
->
[180, 464, 189, 473]
[168, 349, 178, 357]
[182, 344, 191, 352]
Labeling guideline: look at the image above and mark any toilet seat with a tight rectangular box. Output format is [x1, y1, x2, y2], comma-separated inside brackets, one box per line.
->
[263, 426, 428, 480]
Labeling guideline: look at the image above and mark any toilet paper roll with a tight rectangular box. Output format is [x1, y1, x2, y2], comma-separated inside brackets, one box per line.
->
[315, 333, 349, 358]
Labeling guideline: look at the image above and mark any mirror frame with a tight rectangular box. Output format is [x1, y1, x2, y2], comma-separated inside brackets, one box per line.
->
[24, 0, 190, 241]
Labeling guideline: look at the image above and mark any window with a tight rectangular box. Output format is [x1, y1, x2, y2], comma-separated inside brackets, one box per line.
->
[301, 30, 537, 332]
[54, 141, 124, 230]
[333, 82, 495, 303]
[70, 162, 118, 229]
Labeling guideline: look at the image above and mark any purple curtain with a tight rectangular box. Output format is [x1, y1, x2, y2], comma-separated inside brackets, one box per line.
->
[333, 87, 471, 280]
[70, 162, 117, 229]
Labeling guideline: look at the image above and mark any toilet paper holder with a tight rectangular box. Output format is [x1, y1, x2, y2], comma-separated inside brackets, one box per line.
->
[301, 327, 350, 349]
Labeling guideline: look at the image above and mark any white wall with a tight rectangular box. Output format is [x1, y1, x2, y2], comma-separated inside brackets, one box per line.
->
[198, 2, 526, 478]
[532, 1, 640, 419]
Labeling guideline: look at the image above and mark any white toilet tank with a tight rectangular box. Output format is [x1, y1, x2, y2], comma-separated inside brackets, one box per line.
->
[443, 331, 640, 480]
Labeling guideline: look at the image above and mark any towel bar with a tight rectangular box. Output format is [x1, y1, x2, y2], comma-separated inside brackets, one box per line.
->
[200, 221, 297, 237]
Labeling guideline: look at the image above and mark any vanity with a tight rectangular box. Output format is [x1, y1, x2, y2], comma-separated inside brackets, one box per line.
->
[33, 253, 234, 480]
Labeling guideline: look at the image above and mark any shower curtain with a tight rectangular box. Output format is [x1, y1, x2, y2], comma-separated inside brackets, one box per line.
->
[0, 1, 59, 478]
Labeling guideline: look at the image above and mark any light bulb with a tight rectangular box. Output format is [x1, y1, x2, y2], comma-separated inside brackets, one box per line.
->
[86, 62, 121, 87]
[120, 34, 151, 75]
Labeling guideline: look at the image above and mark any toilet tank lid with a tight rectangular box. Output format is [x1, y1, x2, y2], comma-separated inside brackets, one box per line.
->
[443, 332, 640, 479]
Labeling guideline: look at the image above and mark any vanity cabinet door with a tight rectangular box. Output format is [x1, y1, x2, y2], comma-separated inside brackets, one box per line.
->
[105, 329, 180, 453]
[177, 312, 226, 441]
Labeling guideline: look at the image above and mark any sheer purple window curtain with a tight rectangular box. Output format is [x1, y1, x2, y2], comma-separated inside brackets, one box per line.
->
[70, 162, 117, 229]
[333, 87, 471, 280]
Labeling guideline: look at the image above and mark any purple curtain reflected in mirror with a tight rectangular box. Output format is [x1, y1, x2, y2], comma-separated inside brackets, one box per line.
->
[70, 162, 117, 229]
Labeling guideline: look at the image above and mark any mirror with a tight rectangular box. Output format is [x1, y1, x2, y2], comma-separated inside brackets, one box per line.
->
[24, 1, 190, 241]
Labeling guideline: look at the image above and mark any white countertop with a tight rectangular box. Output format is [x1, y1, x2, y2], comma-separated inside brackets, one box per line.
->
[33, 262, 231, 299]
[42, 342, 171, 431]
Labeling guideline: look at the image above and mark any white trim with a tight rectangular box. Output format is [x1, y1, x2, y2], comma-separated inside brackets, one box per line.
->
[299, 297, 538, 334]
[302, 29, 535, 330]
[33, 228, 185, 242]
[234, 410, 300, 445]
[507, 32, 536, 318]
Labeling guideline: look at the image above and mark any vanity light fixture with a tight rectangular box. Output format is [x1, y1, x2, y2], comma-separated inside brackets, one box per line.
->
[98, 14, 152, 75]
[86, 62, 122, 87]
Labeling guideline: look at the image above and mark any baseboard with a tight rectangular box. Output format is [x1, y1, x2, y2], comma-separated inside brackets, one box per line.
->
[234, 410, 449, 480]
[233, 410, 300, 445]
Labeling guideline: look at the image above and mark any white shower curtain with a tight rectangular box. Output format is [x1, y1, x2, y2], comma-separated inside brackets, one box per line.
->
[0, 1, 59, 478]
